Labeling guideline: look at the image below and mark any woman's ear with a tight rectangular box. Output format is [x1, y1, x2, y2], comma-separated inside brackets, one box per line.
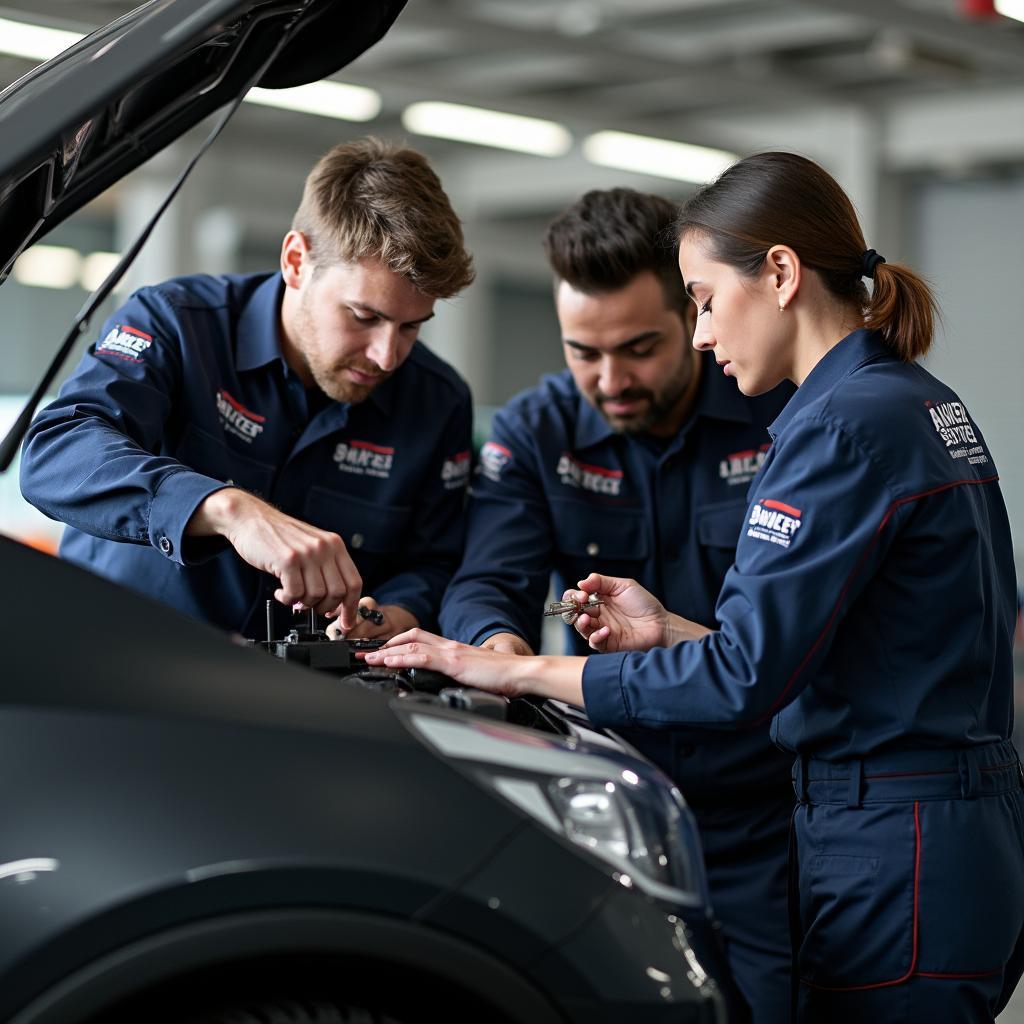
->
[766, 244, 801, 311]
[280, 230, 311, 289]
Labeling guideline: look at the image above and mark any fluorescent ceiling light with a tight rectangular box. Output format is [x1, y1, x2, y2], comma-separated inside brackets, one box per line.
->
[583, 131, 737, 184]
[80, 251, 121, 292]
[247, 81, 381, 122]
[995, 0, 1024, 22]
[0, 17, 379, 122]
[403, 101, 572, 157]
[0, 17, 82, 61]
[13, 245, 81, 289]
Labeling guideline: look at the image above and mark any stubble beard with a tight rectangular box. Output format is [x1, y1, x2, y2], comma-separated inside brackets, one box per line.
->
[294, 296, 388, 405]
[597, 358, 694, 435]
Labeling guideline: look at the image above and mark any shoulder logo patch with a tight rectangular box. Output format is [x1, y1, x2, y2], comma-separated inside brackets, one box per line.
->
[478, 441, 512, 483]
[747, 498, 802, 548]
[924, 400, 989, 466]
[96, 323, 152, 363]
[442, 449, 471, 490]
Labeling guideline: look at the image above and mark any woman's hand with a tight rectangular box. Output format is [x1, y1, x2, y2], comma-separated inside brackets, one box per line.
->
[568, 573, 668, 652]
[360, 630, 588, 707]
[360, 629, 527, 698]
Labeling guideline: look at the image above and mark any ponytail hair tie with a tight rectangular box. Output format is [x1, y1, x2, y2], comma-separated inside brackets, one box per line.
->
[861, 248, 886, 279]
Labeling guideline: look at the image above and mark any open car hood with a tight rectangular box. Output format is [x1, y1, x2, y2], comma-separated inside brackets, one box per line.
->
[0, 0, 407, 281]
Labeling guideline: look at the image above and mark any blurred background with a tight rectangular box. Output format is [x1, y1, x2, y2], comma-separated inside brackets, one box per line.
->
[0, 0, 1021, 730]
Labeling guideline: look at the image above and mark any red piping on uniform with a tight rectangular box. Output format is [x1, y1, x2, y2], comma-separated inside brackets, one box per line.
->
[802, 802, 922, 992]
[801, 801, 1006, 991]
[753, 475, 1000, 729]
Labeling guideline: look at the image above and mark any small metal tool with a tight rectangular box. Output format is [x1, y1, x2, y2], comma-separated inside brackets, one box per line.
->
[359, 605, 385, 626]
[543, 593, 604, 624]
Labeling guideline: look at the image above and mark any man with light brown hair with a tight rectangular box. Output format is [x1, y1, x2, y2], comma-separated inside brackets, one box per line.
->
[22, 137, 476, 642]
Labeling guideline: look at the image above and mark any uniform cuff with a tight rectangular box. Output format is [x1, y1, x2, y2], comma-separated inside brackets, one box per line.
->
[372, 588, 433, 632]
[581, 651, 633, 727]
[470, 623, 526, 647]
[149, 470, 232, 566]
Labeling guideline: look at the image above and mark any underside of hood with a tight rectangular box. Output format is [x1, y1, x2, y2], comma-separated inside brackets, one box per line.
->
[0, 0, 407, 280]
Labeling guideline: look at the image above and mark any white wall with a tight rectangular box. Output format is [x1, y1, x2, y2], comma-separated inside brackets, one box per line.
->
[908, 171, 1024, 573]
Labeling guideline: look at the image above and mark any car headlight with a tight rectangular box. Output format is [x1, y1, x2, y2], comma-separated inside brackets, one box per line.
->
[404, 709, 705, 906]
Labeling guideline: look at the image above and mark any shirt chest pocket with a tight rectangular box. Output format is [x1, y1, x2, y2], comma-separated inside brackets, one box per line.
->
[304, 488, 412, 556]
[550, 498, 649, 569]
[174, 423, 276, 498]
[696, 498, 747, 550]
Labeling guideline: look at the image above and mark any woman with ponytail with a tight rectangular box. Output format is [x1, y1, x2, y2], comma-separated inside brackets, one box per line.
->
[365, 153, 1023, 1022]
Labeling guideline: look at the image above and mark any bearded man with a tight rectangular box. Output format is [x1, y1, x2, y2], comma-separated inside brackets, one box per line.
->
[439, 187, 795, 1024]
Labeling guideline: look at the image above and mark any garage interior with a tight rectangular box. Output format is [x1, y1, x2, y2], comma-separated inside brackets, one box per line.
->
[0, 0, 1022, 1016]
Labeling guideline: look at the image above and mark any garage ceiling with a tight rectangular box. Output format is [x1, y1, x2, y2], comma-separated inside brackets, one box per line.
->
[1, 0, 1022, 232]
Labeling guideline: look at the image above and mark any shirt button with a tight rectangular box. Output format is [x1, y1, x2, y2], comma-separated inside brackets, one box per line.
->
[351, 533, 364, 549]
[158, 536, 173, 555]
[586, 542, 600, 557]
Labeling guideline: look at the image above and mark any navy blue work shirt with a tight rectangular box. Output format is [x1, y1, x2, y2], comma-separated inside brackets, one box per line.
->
[440, 354, 795, 798]
[21, 272, 472, 637]
[583, 330, 1017, 761]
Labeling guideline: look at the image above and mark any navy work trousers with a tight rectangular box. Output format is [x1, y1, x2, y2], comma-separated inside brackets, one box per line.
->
[792, 741, 1024, 1023]
[692, 788, 794, 1024]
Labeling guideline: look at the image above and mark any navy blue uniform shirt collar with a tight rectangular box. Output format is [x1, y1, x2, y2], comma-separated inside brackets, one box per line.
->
[236, 273, 288, 373]
[234, 270, 394, 416]
[573, 349, 752, 450]
[769, 329, 891, 440]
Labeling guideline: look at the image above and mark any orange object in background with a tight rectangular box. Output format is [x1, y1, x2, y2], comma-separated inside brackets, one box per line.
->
[2, 531, 58, 555]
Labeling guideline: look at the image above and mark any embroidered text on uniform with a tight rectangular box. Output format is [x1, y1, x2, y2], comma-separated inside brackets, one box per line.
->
[747, 498, 802, 548]
[216, 389, 265, 442]
[97, 324, 153, 363]
[557, 453, 624, 496]
[333, 439, 394, 478]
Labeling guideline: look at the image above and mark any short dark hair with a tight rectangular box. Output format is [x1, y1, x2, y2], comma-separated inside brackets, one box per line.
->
[292, 137, 475, 299]
[543, 188, 688, 316]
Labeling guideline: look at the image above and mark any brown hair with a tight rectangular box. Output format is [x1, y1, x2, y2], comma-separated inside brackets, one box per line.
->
[676, 152, 937, 361]
[292, 137, 474, 299]
[543, 188, 689, 318]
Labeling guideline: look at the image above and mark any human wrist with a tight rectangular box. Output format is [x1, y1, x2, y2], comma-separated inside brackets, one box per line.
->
[482, 632, 533, 656]
[663, 611, 712, 646]
[186, 486, 255, 538]
[509, 655, 585, 705]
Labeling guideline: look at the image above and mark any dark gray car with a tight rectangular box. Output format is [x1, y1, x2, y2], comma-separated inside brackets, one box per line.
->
[0, 3, 737, 1021]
